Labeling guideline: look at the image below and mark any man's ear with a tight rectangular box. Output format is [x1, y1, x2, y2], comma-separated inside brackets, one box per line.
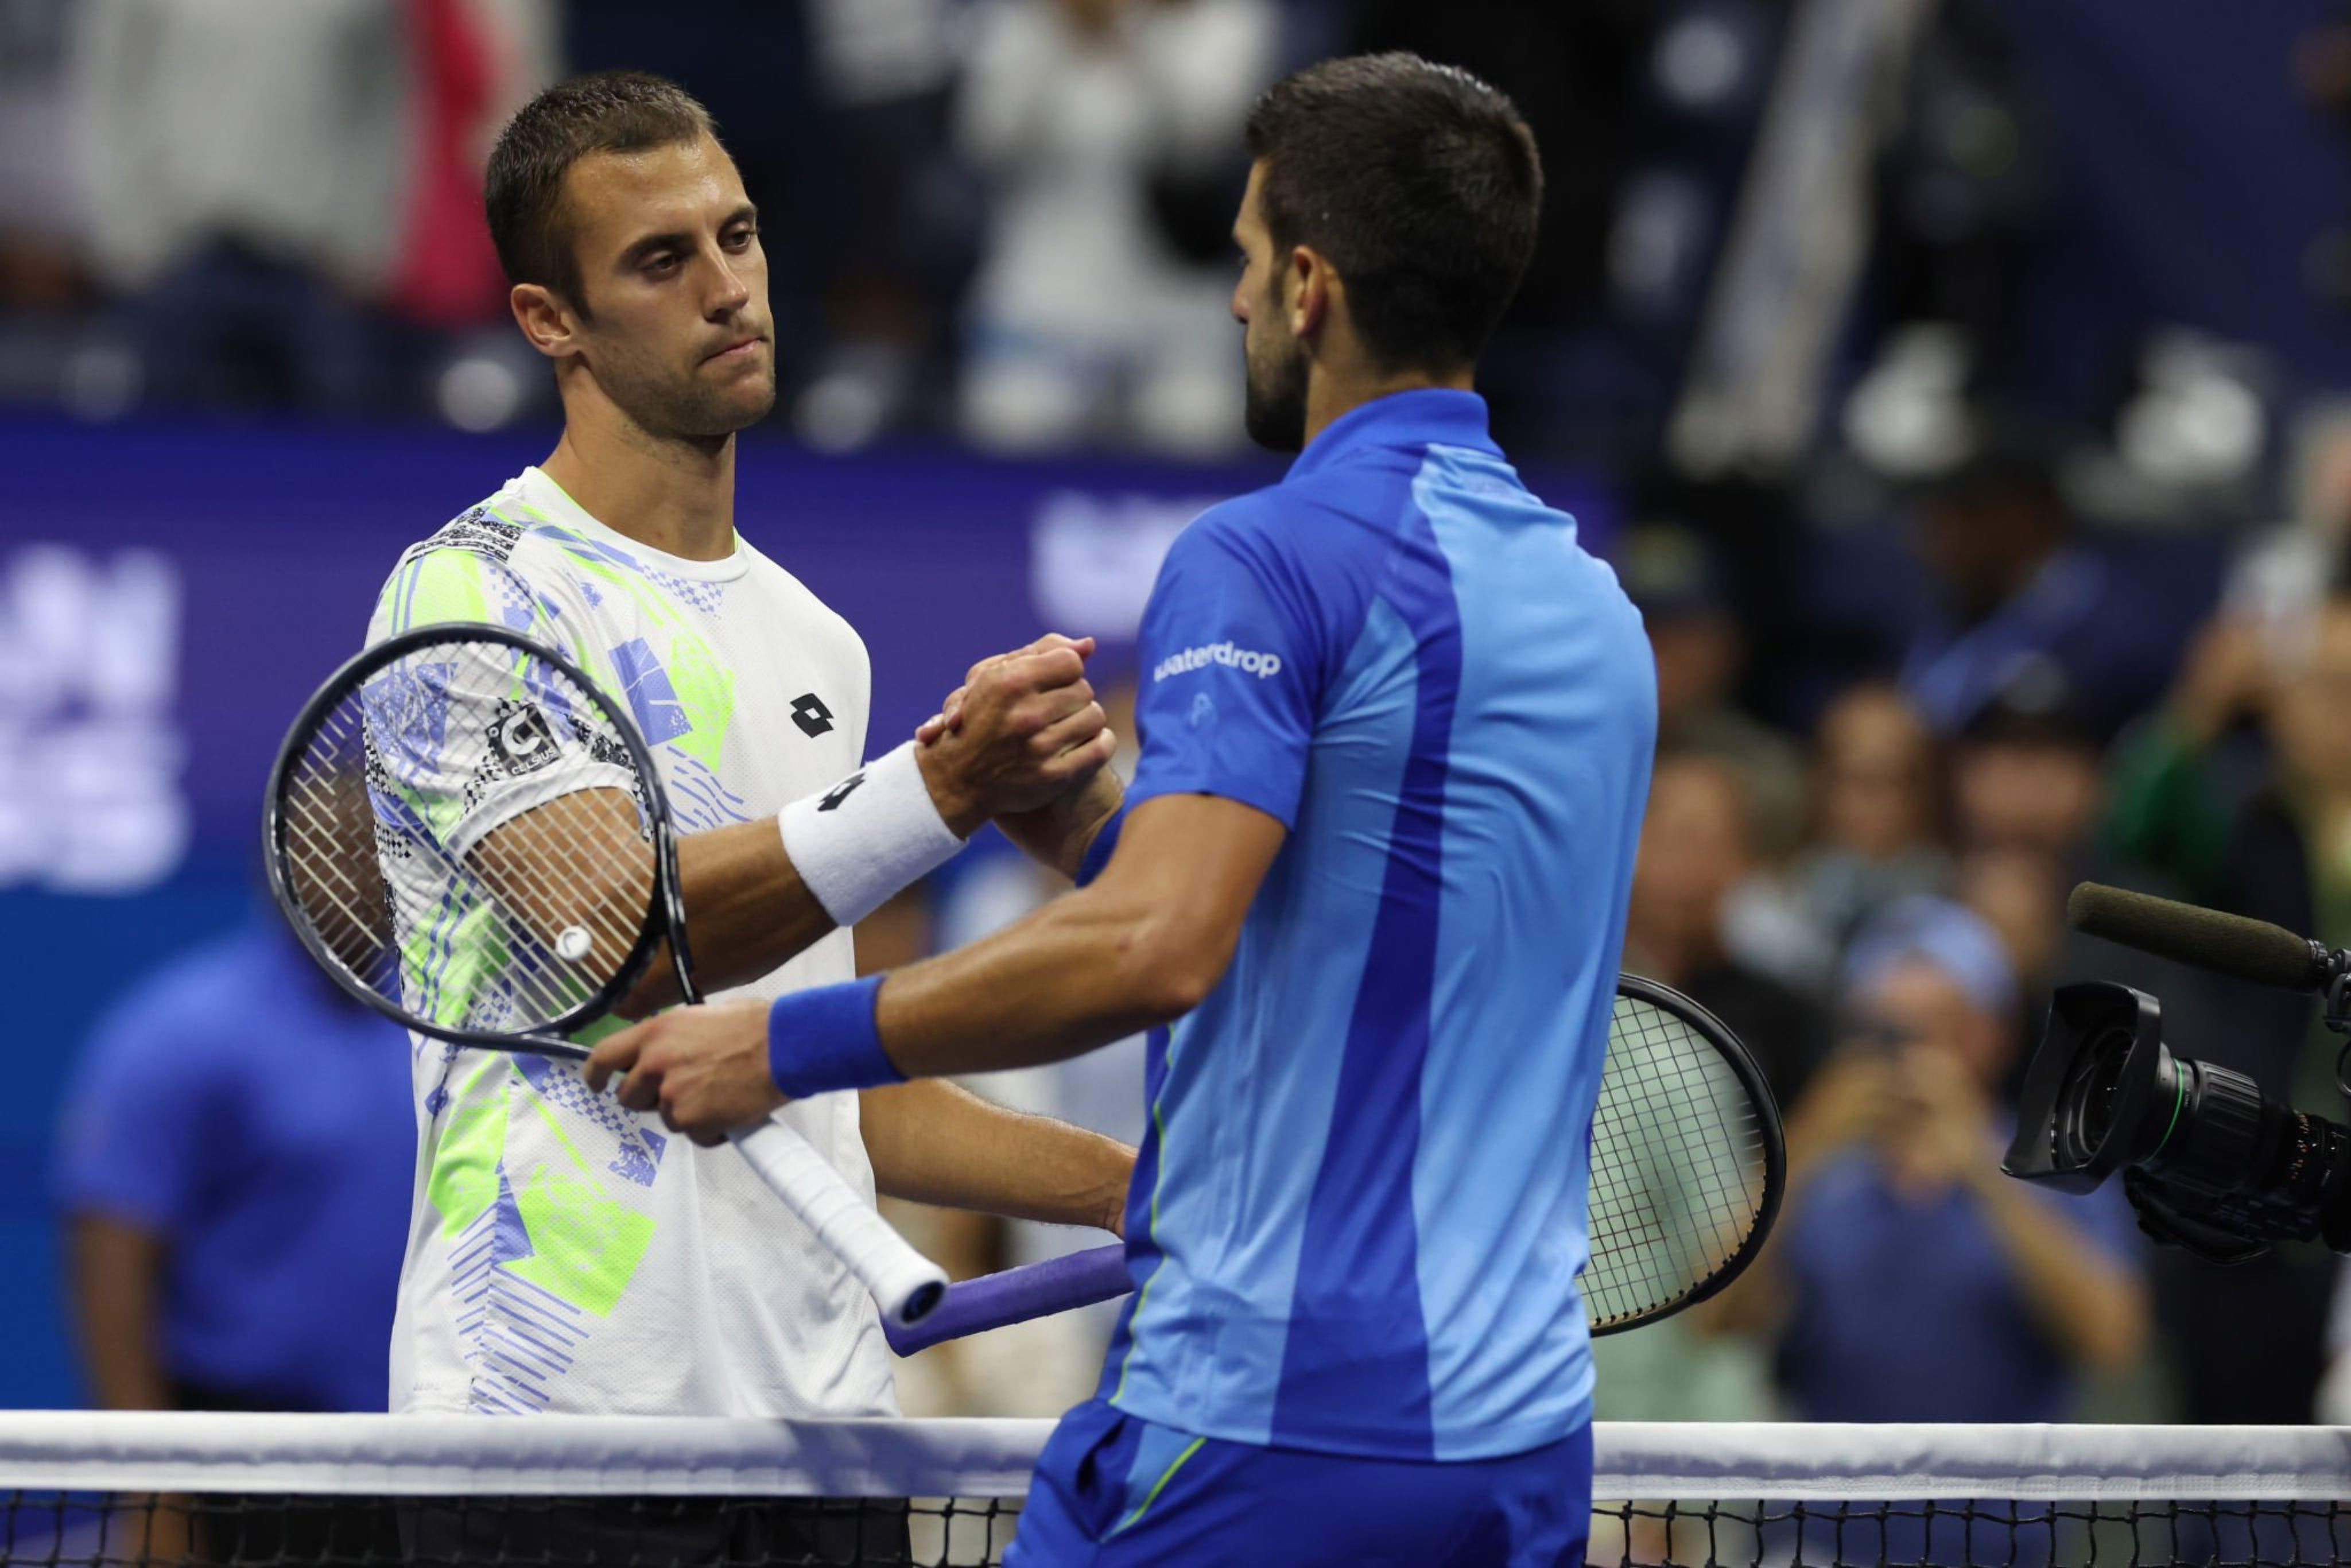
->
[510, 283, 581, 361]
[1290, 245, 1332, 347]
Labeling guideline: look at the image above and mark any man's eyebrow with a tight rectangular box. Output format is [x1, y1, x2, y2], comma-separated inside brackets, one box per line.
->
[618, 229, 692, 268]
[616, 205, 759, 268]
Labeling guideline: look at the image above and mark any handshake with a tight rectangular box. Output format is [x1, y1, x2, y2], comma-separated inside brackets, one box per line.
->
[909, 632, 1124, 879]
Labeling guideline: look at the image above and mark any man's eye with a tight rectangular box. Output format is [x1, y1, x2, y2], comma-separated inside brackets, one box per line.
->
[725, 227, 757, 251]
[643, 254, 679, 277]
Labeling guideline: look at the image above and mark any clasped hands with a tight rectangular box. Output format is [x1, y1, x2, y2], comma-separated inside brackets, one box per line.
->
[585, 632, 1115, 1140]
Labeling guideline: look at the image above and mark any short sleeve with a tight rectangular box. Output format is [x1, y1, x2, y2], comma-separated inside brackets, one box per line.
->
[361, 634, 635, 863]
[365, 550, 633, 862]
[1127, 511, 1329, 829]
[55, 987, 219, 1229]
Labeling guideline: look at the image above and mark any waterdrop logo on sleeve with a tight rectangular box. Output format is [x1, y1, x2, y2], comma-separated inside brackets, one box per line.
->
[1151, 641, 1285, 683]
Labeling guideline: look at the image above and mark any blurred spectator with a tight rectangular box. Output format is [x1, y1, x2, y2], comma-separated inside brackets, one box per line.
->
[1956, 845, 2065, 1086]
[793, 0, 966, 448]
[955, 0, 1276, 455]
[68, 0, 546, 414]
[1750, 682, 1952, 991]
[1756, 894, 2152, 1557]
[55, 914, 414, 1558]
[1898, 436, 2177, 744]
[1753, 899, 2148, 1426]
[1625, 750, 1828, 1108]
[1705, 899, 2146, 1561]
[1617, 522, 1807, 859]
[0, 0, 88, 331]
[2099, 613, 2274, 903]
[1951, 696, 2105, 862]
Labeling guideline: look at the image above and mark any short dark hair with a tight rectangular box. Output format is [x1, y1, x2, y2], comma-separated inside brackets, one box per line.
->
[485, 71, 717, 312]
[1244, 53, 1543, 374]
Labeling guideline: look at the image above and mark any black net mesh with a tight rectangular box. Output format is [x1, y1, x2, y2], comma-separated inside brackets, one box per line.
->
[1590, 1497, 2351, 1566]
[0, 1492, 1017, 1566]
[14, 1493, 2351, 1566]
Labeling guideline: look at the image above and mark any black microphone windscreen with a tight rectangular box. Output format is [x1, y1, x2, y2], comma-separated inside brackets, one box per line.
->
[2065, 883, 2326, 992]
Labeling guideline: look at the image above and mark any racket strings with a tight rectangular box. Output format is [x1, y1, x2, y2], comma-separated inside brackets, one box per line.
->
[1584, 996, 1771, 1328]
[276, 641, 658, 1035]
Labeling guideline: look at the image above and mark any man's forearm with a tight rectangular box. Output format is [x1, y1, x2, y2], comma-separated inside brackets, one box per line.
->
[861, 1078, 1132, 1233]
[1968, 1165, 2150, 1369]
[620, 818, 837, 1015]
[67, 1215, 174, 1410]
[871, 884, 1203, 1082]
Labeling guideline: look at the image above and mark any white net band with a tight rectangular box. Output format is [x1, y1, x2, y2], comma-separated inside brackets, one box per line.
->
[0, 1415, 2345, 1502]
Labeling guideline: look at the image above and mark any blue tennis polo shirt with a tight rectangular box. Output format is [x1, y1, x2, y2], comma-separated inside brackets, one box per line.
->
[1100, 389, 1657, 1461]
[55, 918, 416, 1412]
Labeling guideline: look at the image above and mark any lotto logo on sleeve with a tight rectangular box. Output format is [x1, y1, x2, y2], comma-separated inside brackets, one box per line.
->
[1152, 641, 1284, 682]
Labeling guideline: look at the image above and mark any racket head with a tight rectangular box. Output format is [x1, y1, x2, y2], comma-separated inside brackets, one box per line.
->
[263, 622, 684, 1053]
[1585, 974, 1786, 1335]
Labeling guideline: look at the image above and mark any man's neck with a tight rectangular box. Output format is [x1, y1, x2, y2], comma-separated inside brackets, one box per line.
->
[538, 400, 739, 562]
[1300, 360, 1475, 451]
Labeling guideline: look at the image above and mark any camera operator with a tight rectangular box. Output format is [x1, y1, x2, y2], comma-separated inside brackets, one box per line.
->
[1717, 898, 2148, 1422]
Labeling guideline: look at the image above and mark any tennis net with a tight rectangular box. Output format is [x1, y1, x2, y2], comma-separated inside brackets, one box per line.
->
[0, 1415, 2346, 1565]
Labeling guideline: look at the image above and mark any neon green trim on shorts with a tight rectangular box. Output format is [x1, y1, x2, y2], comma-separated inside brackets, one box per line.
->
[1109, 1437, 1206, 1538]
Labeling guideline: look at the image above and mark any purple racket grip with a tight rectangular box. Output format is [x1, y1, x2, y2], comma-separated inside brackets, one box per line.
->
[883, 1244, 1133, 1356]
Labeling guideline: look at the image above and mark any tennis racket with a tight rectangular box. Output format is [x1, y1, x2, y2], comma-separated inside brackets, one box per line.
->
[883, 972, 1783, 1354]
[265, 622, 950, 1326]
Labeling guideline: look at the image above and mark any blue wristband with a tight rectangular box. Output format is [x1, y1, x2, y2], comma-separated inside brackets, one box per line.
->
[1076, 806, 1126, 888]
[767, 976, 904, 1098]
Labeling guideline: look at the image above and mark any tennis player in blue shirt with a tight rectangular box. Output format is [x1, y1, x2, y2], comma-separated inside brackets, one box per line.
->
[591, 53, 1656, 1566]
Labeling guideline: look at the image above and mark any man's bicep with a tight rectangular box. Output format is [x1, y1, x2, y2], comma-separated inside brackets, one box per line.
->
[470, 786, 654, 952]
[1093, 794, 1286, 961]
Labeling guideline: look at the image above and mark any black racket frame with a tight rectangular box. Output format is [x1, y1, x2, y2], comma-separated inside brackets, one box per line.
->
[263, 621, 700, 1056]
[1595, 974, 1787, 1334]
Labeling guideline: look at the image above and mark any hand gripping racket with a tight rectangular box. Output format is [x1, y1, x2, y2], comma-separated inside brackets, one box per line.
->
[265, 622, 949, 1326]
[883, 973, 1783, 1353]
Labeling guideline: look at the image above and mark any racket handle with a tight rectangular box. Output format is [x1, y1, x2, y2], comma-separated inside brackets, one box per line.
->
[727, 1119, 948, 1328]
[883, 1244, 1133, 1357]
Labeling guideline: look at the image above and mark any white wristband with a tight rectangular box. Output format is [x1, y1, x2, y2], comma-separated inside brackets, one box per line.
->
[779, 740, 965, 927]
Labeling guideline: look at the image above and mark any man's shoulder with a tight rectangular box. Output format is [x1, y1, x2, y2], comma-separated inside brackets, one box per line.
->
[391, 482, 562, 579]
[80, 928, 281, 1074]
[371, 483, 579, 637]
[1170, 480, 1379, 576]
[728, 538, 867, 662]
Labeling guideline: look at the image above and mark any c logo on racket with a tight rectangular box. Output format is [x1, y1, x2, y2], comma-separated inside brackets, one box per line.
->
[486, 703, 560, 777]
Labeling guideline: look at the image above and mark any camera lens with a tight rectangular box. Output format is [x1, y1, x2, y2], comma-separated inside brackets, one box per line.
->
[2055, 1026, 2136, 1166]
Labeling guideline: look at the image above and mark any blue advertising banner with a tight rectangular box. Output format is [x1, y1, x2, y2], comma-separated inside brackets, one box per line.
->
[0, 412, 1612, 1408]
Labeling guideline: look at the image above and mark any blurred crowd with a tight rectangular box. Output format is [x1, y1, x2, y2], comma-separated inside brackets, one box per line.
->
[39, 0, 2351, 1495]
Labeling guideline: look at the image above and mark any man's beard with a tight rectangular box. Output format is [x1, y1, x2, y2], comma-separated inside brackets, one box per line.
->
[1242, 332, 1308, 453]
[604, 344, 777, 443]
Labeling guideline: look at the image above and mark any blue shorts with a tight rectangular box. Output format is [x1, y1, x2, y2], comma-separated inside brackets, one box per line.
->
[1004, 1399, 1592, 1568]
